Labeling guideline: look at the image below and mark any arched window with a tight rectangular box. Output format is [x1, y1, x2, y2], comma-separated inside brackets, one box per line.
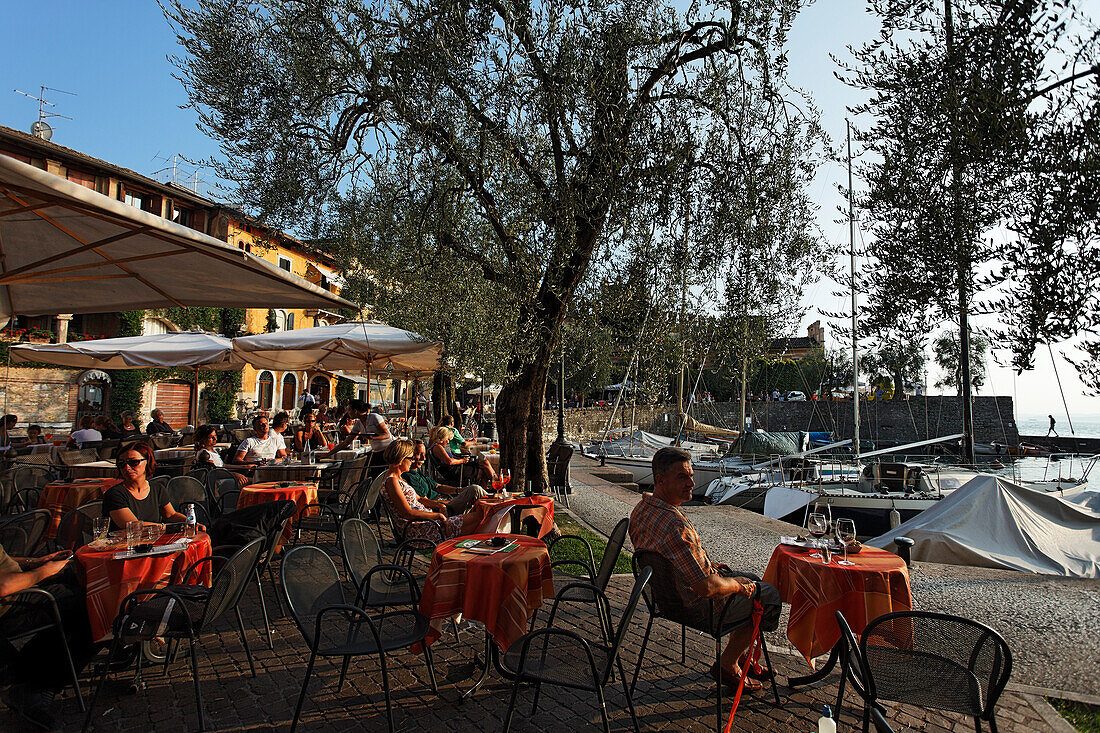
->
[257, 371, 274, 410]
[274, 310, 288, 332]
[286, 312, 295, 330]
[281, 373, 297, 411]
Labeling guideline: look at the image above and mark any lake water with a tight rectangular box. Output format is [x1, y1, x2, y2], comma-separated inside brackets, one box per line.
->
[1015, 414, 1100, 439]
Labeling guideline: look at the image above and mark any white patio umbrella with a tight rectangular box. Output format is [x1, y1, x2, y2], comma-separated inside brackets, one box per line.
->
[10, 330, 244, 425]
[0, 154, 354, 325]
[232, 321, 442, 377]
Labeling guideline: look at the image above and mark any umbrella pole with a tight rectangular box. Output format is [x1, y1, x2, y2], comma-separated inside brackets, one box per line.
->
[190, 369, 199, 427]
[366, 362, 371, 407]
[402, 378, 409, 437]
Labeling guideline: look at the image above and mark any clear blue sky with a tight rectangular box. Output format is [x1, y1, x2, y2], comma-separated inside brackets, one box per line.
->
[2, 1, 1097, 422]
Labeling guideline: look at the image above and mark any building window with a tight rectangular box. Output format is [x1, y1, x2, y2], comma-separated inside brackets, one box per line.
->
[257, 371, 274, 410]
[171, 204, 194, 228]
[320, 274, 329, 291]
[142, 316, 170, 336]
[281, 373, 297, 411]
[123, 187, 161, 215]
[66, 168, 96, 190]
[237, 239, 252, 253]
[286, 312, 295, 330]
[278, 256, 292, 272]
[274, 309, 288, 332]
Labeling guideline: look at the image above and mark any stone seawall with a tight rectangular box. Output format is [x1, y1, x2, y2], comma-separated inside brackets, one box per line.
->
[541, 396, 1018, 445]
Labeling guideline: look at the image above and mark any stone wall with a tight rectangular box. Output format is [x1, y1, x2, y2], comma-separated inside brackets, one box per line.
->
[541, 395, 1018, 445]
[0, 366, 79, 428]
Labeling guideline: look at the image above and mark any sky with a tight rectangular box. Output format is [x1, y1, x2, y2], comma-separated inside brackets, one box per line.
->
[1, 0, 1098, 422]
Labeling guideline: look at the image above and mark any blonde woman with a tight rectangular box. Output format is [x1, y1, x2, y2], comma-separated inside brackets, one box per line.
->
[382, 439, 479, 540]
[428, 426, 495, 486]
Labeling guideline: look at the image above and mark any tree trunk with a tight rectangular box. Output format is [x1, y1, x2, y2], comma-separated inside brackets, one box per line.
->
[431, 371, 458, 425]
[496, 359, 552, 492]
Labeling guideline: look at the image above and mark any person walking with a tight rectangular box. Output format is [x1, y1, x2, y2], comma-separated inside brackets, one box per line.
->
[1047, 415, 1058, 438]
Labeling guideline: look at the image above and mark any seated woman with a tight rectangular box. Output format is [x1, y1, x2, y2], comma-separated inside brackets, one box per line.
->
[102, 443, 205, 532]
[293, 413, 328, 453]
[94, 415, 122, 441]
[118, 410, 143, 441]
[24, 424, 47, 445]
[428, 426, 495, 486]
[192, 424, 249, 487]
[382, 439, 479, 540]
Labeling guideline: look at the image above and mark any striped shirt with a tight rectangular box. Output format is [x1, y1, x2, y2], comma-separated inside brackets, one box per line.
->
[629, 492, 715, 605]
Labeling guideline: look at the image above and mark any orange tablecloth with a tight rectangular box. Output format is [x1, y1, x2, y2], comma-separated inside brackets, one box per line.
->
[472, 494, 555, 538]
[762, 544, 911, 665]
[38, 478, 121, 538]
[238, 482, 319, 549]
[419, 533, 554, 651]
[76, 532, 212, 642]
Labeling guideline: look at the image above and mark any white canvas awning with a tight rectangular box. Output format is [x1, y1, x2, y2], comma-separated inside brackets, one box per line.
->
[232, 321, 442, 377]
[0, 154, 354, 324]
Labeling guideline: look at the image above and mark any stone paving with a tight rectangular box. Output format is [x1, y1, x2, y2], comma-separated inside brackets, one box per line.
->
[0, 496, 1079, 732]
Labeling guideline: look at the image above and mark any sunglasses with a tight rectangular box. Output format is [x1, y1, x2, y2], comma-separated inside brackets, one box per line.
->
[122, 458, 147, 468]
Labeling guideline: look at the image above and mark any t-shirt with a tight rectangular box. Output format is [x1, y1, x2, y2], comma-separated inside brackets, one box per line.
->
[402, 468, 441, 501]
[354, 414, 392, 451]
[120, 426, 143, 440]
[271, 431, 288, 452]
[70, 428, 103, 446]
[102, 482, 169, 531]
[237, 434, 283, 462]
[196, 448, 224, 467]
[447, 426, 466, 454]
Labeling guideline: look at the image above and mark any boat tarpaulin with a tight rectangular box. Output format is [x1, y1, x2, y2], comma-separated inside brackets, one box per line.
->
[730, 431, 807, 456]
[869, 475, 1100, 578]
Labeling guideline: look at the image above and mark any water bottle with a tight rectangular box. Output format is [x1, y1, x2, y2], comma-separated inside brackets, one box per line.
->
[185, 503, 196, 539]
[817, 705, 836, 733]
[524, 480, 533, 497]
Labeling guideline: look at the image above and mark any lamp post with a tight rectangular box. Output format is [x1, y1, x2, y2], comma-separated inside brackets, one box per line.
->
[554, 340, 567, 445]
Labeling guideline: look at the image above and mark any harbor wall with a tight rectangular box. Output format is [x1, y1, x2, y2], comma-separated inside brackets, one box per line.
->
[542, 396, 1019, 445]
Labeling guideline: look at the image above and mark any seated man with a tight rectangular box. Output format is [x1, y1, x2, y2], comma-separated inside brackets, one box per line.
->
[233, 415, 287, 467]
[629, 447, 781, 690]
[0, 545, 94, 729]
[403, 440, 486, 516]
[67, 415, 103, 448]
[328, 399, 393, 453]
[145, 408, 174, 436]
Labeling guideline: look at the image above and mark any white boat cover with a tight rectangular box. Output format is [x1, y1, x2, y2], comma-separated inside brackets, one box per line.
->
[588, 429, 720, 457]
[869, 475, 1100, 578]
[232, 321, 441, 376]
[10, 330, 243, 370]
[0, 154, 353, 324]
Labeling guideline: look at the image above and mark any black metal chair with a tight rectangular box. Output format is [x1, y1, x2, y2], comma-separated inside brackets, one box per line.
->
[54, 500, 104, 551]
[280, 545, 438, 733]
[844, 610, 1013, 733]
[96, 439, 121, 461]
[251, 500, 298, 649]
[0, 509, 51, 556]
[204, 468, 239, 514]
[10, 465, 55, 512]
[379, 483, 445, 544]
[546, 443, 574, 509]
[81, 538, 265, 732]
[167, 475, 208, 511]
[501, 567, 652, 733]
[630, 550, 781, 728]
[340, 518, 433, 605]
[835, 610, 891, 731]
[0, 587, 86, 711]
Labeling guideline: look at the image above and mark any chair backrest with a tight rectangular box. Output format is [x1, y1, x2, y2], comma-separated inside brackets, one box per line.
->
[835, 611, 873, 702]
[148, 475, 170, 498]
[205, 468, 238, 505]
[200, 537, 265, 627]
[358, 472, 389, 518]
[861, 610, 1013, 719]
[0, 509, 50, 556]
[177, 431, 195, 447]
[12, 465, 53, 492]
[281, 545, 347, 646]
[546, 443, 574, 485]
[256, 500, 298, 569]
[150, 434, 173, 450]
[334, 455, 370, 498]
[187, 467, 209, 486]
[632, 550, 689, 618]
[55, 499, 104, 551]
[166, 476, 207, 509]
[594, 517, 629, 592]
[12, 452, 54, 471]
[97, 439, 121, 460]
[604, 566, 652, 683]
[339, 517, 383, 589]
[231, 428, 252, 444]
[60, 448, 99, 467]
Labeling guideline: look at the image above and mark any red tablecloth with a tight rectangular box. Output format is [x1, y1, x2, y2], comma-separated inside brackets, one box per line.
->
[419, 533, 554, 651]
[37, 478, 121, 539]
[762, 544, 912, 665]
[76, 532, 212, 642]
[472, 494, 555, 538]
[238, 482, 319, 549]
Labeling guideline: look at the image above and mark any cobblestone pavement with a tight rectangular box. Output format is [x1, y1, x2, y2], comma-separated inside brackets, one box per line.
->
[0, 512, 1076, 731]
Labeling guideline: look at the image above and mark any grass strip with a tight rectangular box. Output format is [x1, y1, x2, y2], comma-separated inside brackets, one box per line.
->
[1049, 698, 1100, 733]
[550, 512, 632, 575]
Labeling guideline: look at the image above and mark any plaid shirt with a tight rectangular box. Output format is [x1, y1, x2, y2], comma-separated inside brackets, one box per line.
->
[629, 492, 715, 605]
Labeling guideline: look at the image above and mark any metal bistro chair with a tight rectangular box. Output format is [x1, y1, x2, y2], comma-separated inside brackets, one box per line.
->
[837, 610, 1013, 733]
[54, 500, 104, 552]
[0, 587, 86, 711]
[340, 518, 440, 607]
[501, 567, 653, 733]
[250, 500, 299, 649]
[281, 545, 438, 733]
[9, 465, 55, 513]
[630, 551, 781, 729]
[81, 538, 265, 733]
[166, 476, 208, 513]
[0, 509, 51, 556]
[546, 442, 574, 509]
[205, 468, 241, 515]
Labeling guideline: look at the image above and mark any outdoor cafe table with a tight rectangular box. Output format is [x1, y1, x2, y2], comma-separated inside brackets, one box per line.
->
[75, 532, 212, 642]
[237, 481, 319, 549]
[251, 461, 327, 483]
[154, 448, 194, 461]
[472, 493, 555, 539]
[762, 543, 911, 684]
[419, 533, 554, 699]
[68, 460, 120, 480]
[37, 477, 121, 538]
[468, 443, 500, 470]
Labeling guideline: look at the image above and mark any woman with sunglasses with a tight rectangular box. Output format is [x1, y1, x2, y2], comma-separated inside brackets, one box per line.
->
[101, 443, 203, 532]
[293, 413, 328, 453]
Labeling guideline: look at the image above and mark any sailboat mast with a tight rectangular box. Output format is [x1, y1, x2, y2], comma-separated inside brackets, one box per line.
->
[848, 118, 860, 460]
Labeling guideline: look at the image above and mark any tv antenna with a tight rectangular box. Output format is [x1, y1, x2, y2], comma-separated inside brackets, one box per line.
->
[13, 85, 76, 141]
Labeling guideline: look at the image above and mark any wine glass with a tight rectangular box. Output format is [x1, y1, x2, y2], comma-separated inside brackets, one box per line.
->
[500, 468, 511, 494]
[126, 520, 141, 553]
[835, 519, 856, 566]
[807, 513, 828, 559]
